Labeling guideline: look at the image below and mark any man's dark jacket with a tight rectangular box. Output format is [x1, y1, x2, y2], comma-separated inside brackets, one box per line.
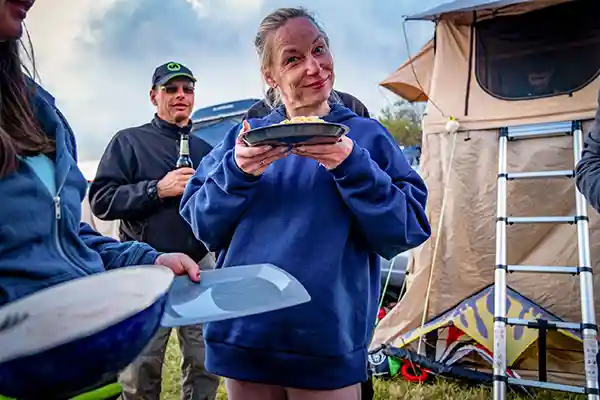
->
[89, 115, 212, 262]
[576, 90, 600, 212]
[244, 89, 370, 119]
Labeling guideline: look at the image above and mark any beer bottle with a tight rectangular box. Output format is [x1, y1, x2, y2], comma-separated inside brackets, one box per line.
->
[176, 132, 193, 169]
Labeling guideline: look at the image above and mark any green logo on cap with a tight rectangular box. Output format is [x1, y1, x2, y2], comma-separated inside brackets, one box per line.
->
[167, 62, 181, 72]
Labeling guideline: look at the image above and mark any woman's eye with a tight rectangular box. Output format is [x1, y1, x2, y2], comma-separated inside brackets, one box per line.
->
[314, 46, 324, 54]
[286, 56, 298, 64]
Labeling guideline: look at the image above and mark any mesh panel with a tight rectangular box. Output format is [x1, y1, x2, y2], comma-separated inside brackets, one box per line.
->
[475, 0, 600, 101]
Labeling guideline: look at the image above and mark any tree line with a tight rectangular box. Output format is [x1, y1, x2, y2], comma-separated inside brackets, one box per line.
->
[377, 99, 425, 147]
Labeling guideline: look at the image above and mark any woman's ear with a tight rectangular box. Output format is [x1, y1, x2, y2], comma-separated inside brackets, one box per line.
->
[263, 70, 277, 89]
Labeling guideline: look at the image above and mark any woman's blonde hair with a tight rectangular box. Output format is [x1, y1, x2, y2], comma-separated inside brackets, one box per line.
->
[254, 7, 341, 109]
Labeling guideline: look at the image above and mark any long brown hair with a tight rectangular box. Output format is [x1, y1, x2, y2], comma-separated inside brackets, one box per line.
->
[0, 33, 55, 178]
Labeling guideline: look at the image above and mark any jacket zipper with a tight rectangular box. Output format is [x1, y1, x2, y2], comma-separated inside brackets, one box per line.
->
[53, 187, 90, 276]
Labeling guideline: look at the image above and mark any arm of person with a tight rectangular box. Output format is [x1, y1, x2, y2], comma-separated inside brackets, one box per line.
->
[179, 123, 263, 252]
[575, 91, 600, 212]
[78, 222, 161, 269]
[329, 120, 431, 260]
[54, 109, 163, 268]
[88, 132, 162, 221]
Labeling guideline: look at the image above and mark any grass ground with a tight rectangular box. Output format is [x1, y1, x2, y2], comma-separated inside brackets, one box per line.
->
[159, 334, 585, 400]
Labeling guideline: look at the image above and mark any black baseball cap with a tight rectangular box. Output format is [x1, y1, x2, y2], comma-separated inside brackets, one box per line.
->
[152, 61, 196, 87]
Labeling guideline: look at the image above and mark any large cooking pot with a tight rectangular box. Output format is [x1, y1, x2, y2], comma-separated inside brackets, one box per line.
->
[0, 266, 174, 400]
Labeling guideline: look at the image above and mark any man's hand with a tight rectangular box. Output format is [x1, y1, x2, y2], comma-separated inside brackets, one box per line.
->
[235, 120, 289, 176]
[292, 136, 354, 170]
[157, 168, 195, 198]
[155, 253, 200, 282]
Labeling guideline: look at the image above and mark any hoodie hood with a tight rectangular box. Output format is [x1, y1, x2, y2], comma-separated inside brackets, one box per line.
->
[262, 103, 359, 126]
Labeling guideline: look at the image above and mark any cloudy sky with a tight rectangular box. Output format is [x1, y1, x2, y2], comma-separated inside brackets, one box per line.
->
[25, 0, 442, 161]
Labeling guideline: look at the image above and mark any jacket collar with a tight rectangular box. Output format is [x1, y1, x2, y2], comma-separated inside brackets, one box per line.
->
[151, 114, 192, 139]
[25, 75, 72, 190]
[264, 103, 346, 125]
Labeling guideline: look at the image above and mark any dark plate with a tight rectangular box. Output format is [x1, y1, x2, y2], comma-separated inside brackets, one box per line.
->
[242, 122, 349, 147]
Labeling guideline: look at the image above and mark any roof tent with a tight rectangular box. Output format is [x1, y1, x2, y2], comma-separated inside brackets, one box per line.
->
[373, 0, 600, 387]
[406, 0, 533, 21]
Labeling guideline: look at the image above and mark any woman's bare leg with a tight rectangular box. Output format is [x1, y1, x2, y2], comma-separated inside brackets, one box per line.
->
[224, 378, 287, 400]
[286, 383, 362, 400]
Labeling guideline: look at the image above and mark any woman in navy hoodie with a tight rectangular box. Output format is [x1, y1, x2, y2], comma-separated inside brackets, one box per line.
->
[0, 0, 200, 306]
[180, 7, 431, 400]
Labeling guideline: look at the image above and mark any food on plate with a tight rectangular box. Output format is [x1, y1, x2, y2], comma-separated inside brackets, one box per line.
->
[279, 116, 325, 124]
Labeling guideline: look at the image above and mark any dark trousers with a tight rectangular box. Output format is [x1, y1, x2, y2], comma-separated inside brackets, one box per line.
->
[361, 377, 374, 400]
[118, 325, 219, 400]
[119, 254, 220, 400]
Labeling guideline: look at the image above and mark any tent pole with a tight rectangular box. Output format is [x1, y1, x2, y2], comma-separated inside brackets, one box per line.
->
[537, 319, 547, 382]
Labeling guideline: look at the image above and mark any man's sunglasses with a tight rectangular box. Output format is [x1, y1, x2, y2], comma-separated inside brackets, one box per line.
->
[158, 84, 195, 95]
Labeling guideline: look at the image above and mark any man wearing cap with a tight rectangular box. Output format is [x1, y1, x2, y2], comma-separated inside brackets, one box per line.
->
[88, 62, 219, 400]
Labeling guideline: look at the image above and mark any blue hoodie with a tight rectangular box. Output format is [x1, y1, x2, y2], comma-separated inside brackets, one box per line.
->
[180, 104, 431, 390]
[0, 78, 160, 306]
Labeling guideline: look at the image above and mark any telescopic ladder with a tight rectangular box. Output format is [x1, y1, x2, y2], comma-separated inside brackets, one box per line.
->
[493, 120, 599, 399]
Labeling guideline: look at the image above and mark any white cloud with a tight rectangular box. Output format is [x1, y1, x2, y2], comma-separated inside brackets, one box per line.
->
[24, 0, 436, 161]
[222, 0, 264, 11]
[183, 0, 207, 17]
[184, 0, 264, 19]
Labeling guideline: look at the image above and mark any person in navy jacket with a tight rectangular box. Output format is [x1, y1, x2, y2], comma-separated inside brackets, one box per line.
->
[179, 7, 432, 400]
[0, 1, 200, 307]
[575, 90, 600, 211]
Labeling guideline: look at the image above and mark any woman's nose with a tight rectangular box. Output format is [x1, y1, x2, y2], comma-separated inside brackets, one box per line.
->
[305, 56, 322, 75]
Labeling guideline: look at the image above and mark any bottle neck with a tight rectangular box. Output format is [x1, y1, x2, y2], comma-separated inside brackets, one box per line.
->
[179, 134, 190, 156]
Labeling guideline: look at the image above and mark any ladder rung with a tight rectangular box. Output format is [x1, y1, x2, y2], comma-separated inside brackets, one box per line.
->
[506, 170, 574, 180]
[506, 216, 576, 224]
[506, 265, 579, 274]
[507, 378, 585, 394]
[506, 318, 580, 330]
[505, 121, 573, 140]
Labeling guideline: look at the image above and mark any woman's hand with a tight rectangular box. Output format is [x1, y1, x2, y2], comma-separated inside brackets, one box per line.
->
[155, 253, 200, 282]
[292, 136, 354, 169]
[234, 120, 289, 176]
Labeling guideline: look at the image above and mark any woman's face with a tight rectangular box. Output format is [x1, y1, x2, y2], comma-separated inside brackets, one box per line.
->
[264, 17, 334, 112]
[0, 0, 34, 41]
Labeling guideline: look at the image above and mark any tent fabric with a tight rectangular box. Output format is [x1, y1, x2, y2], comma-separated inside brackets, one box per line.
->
[406, 0, 531, 21]
[407, 0, 572, 24]
[370, 120, 600, 383]
[81, 191, 119, 240]
[78, 160, 99, 182]
[77, 160, 121, 240]
[374, 4, 600, 376]
[393, 284, 581, 366]
[380, 40, 434, 102]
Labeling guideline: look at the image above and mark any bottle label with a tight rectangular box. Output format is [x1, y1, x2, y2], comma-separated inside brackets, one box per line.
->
[180, 139, 190, 155]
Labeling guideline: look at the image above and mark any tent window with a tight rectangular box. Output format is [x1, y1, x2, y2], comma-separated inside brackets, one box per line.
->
[475, 1, 600, 101]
